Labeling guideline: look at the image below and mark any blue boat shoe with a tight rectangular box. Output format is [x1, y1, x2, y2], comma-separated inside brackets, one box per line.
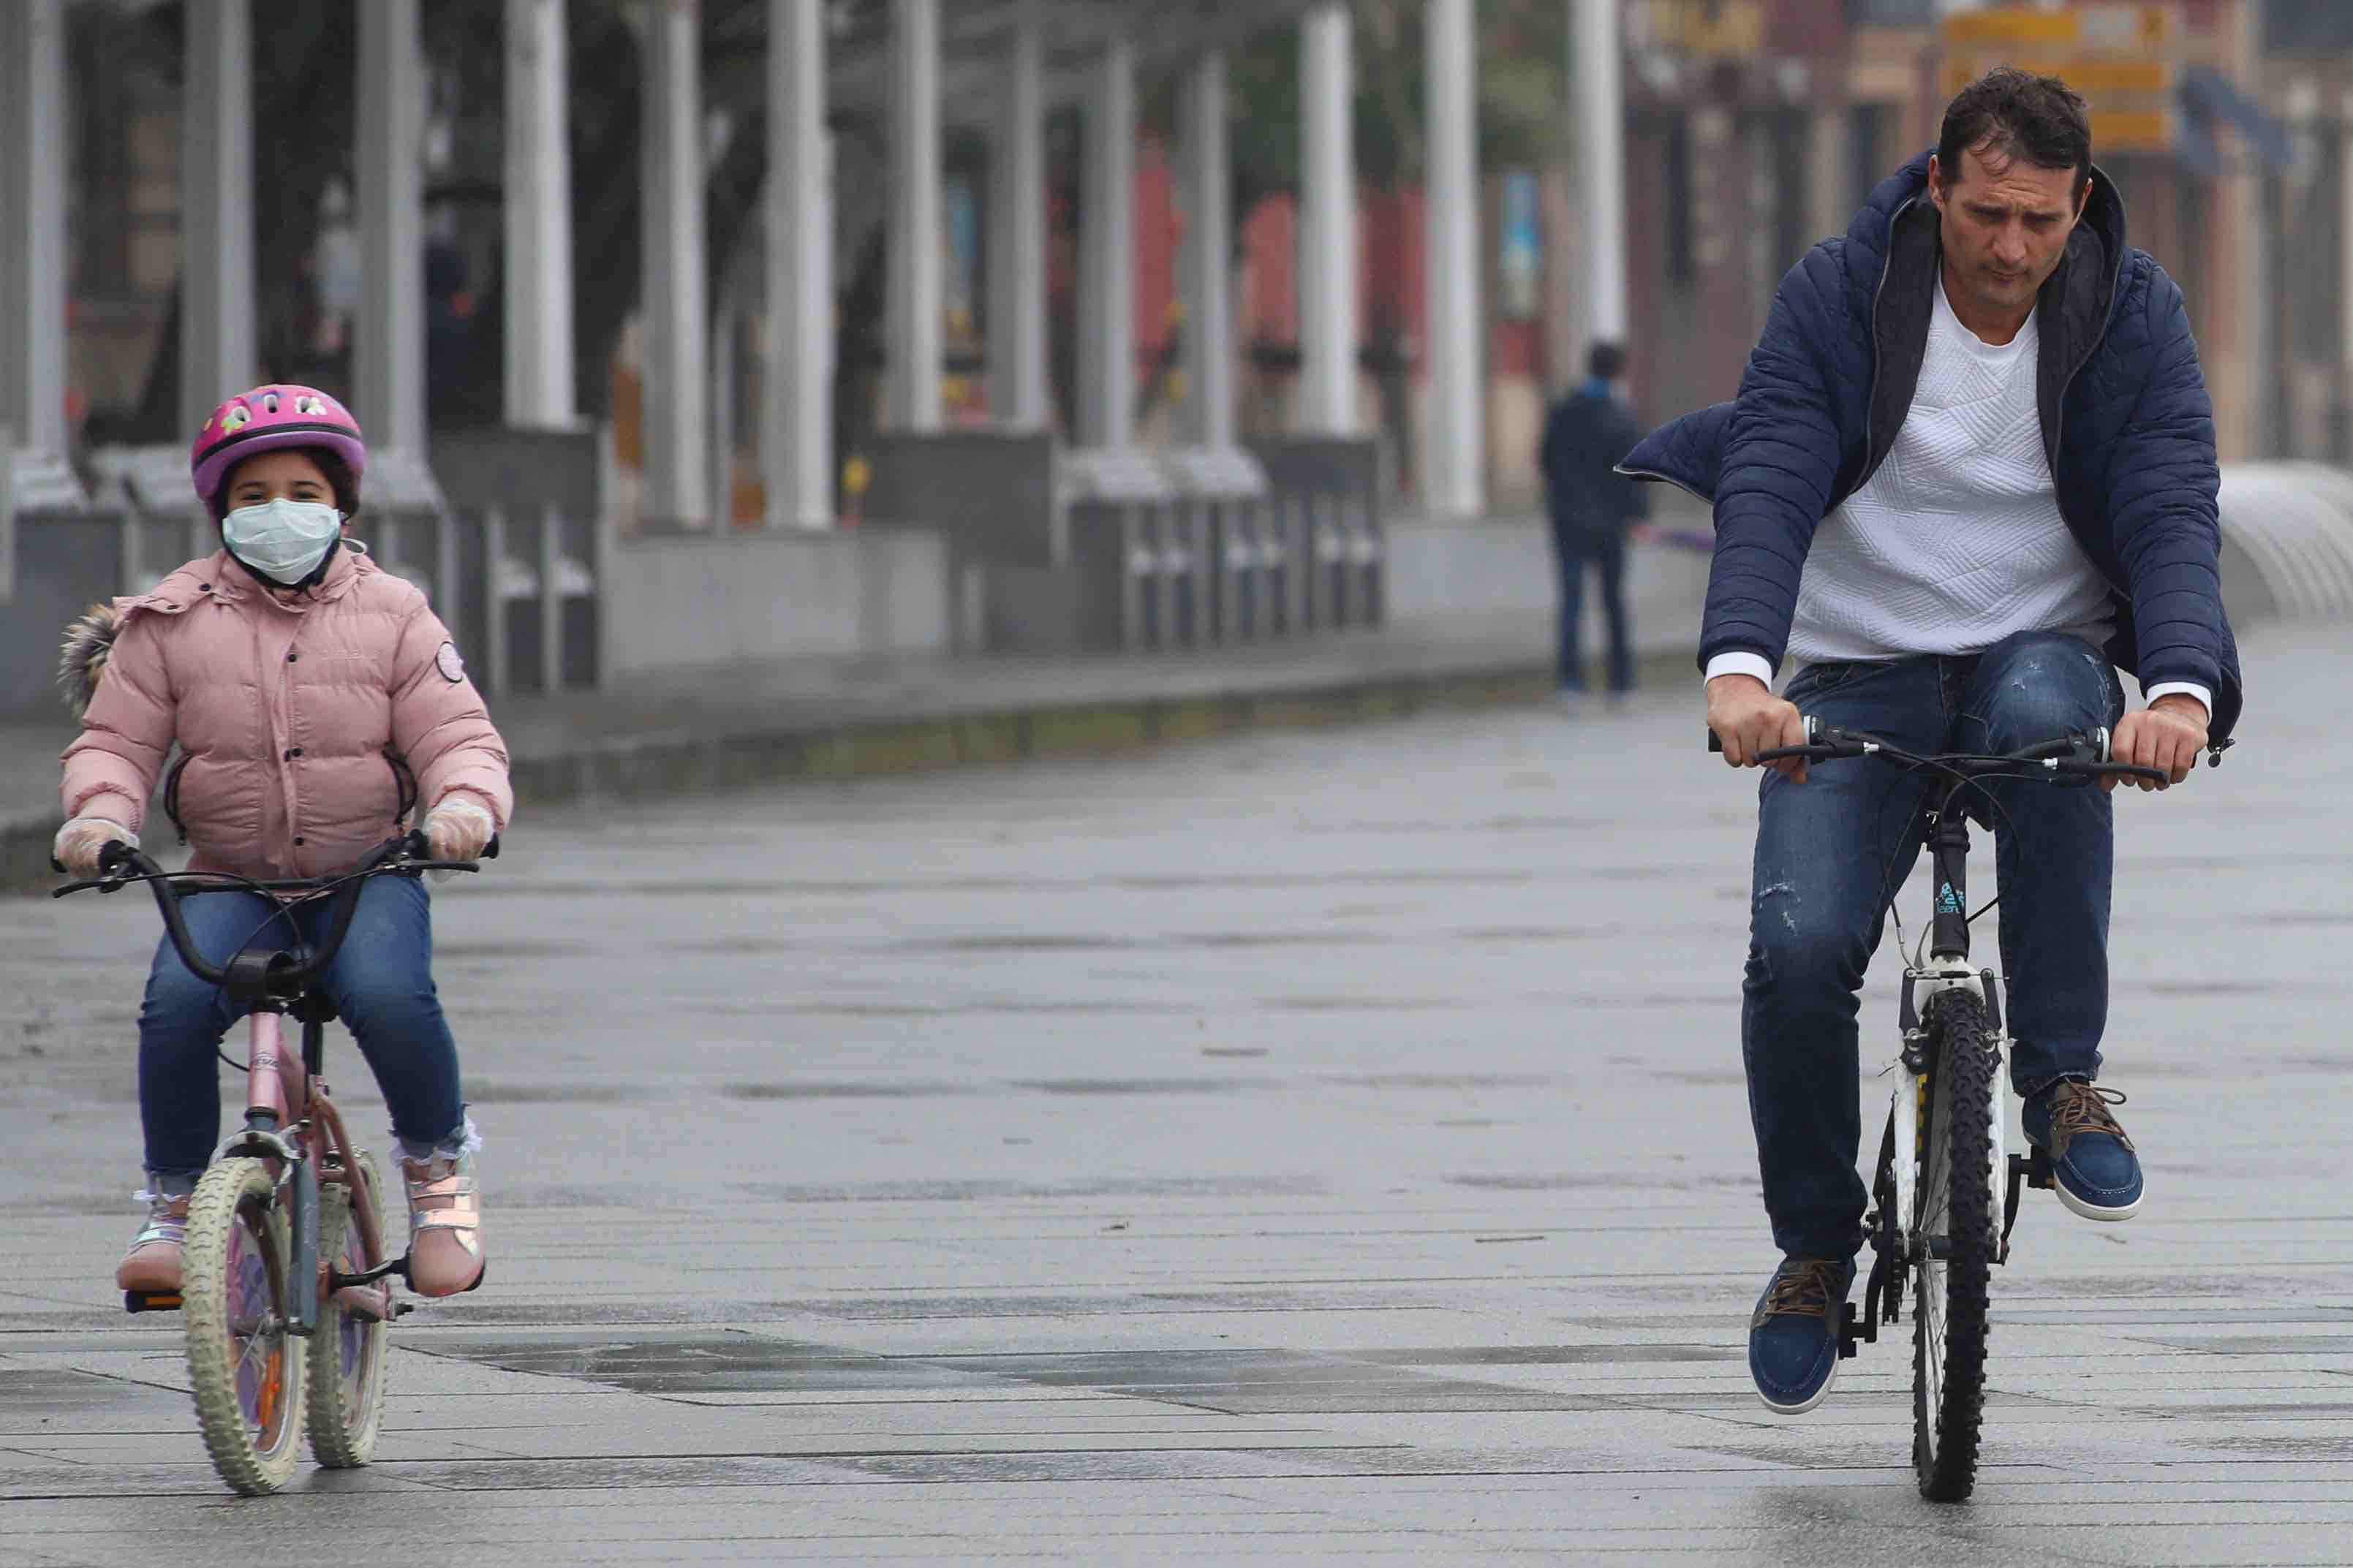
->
[1748, 1256, 1853, 1415]
[2022, 1079, 2142, 1221]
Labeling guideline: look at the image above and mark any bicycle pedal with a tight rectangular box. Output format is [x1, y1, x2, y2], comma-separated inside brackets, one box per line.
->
[2019, 1148, 2055, 1190]
[123, 1290, 183, 1314]
[1837, 1300, 1870, 1359]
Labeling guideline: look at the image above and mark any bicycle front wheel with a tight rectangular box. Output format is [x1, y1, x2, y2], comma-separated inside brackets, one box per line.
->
[184, 1157, 307, 1495]
[1912, 988, 1998, 1502]
[307, 1151, 390, 1467]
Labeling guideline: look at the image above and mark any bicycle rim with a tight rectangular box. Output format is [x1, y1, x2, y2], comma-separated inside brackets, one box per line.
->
[307, 1152, 390, 1467]
[1912, 989, 1995, 1501]
[184, 1159, 306, 1495]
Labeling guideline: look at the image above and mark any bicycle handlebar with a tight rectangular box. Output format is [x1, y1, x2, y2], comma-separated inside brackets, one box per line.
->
[1707, 718, 2172, 784]
[53, 832, 491, 998]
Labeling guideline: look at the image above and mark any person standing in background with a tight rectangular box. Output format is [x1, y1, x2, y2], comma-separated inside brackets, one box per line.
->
[1540, 343, 1649, 706]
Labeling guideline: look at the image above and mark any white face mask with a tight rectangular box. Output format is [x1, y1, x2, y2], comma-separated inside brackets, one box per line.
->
[222, 498, 344, 585]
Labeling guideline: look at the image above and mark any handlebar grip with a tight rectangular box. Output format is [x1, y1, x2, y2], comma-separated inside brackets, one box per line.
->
[49, 855, 64, 874]
[1710, 716, 1819, 755]
[482, 835, 500, 860]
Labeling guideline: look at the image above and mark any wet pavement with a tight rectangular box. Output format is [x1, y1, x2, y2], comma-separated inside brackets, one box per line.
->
[1, 621, 2348, 1565]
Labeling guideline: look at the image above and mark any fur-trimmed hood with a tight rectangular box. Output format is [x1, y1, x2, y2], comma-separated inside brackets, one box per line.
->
[56, 602, 127, 721]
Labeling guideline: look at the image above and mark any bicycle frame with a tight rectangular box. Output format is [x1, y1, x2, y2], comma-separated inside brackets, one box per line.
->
[1719, 716, 2167, 1352]
[221, 1001, 393, 1335]
[57, 832, 486, 1322]
[1886, 776, 2012, 1286]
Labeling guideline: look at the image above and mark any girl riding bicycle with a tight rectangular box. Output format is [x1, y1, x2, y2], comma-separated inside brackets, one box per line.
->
[53, 385, 508, 1300]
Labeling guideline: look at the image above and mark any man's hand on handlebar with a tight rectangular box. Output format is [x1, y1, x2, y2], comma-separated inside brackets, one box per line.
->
[1707, 673, 1810, 784]
[2106, 694, 2207, 794]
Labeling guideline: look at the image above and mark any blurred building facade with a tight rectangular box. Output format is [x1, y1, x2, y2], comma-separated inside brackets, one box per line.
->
[18, 0, 2346, 525]
[1619, 0, 2317, 467]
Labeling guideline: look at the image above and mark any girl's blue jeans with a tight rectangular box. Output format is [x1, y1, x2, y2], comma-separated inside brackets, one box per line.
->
[137, 873, 466, 1193]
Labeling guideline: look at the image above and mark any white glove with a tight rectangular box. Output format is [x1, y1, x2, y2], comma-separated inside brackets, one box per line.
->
[54, 817, 136, 878]
[422, 796, 496, 862]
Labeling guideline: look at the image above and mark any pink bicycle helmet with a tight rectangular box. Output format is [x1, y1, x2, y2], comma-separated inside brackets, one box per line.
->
[190, 385, 368, 515]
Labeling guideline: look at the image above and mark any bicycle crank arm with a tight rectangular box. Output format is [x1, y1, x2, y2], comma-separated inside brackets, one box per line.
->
[329, 1253, 412, 1289]
[2001, 1148, 2055, 1259]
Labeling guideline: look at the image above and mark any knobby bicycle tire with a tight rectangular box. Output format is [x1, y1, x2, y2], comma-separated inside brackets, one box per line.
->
[1914, 988, 1996, 1502]
[184, 1158, 306, 1495]
[306, 1151, 390, 1467]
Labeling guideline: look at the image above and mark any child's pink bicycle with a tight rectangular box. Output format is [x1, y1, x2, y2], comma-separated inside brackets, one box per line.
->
[54, 832, 488, 1496]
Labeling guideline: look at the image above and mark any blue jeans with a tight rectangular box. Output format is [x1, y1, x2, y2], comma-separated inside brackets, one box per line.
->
[138, 874, 467, 1189]
[1744, 630, 2126, 1261]
[1554, 529, 1631, 694]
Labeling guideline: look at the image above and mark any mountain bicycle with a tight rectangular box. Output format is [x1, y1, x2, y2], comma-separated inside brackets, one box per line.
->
[53, 832, 488, 1496]
[1718, 717, 2166, 1500]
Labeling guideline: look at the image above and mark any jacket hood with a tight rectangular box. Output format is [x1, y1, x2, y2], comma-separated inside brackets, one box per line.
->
[60, 545, 377, 717]
[56, 603, 126, 720]
[1618, 150, 2131, 502]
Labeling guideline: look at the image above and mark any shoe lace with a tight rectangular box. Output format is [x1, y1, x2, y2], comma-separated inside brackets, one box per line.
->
[2048, 1082, 2133, 1150]
[1763, 1259, 1842, 1319]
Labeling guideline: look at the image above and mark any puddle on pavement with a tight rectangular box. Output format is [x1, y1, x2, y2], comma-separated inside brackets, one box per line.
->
[1449, 1171, 1756, 1193]
[735, 1175, 1314, 1204]
[1007, 1077, 1255, 1096]
[2133, 1335, 2353, 1355]
[464, 1080, 671, 1105]
[412, 1330, 1620, 1416]
[722, 1080, 980, 1100]
[1328, 1073, 1560, 1091]
[1352, 1344, 1737, 1366]
[0, 1367, 164, 1410]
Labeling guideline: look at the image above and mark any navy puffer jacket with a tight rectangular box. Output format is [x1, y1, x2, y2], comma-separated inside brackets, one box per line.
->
[1620, 151, 2243, 742]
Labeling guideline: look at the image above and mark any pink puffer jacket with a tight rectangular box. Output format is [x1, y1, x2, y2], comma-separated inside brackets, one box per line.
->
[60, 545, 513, 881]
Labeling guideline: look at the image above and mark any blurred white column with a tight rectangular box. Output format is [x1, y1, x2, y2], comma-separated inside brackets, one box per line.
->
[1179, 48, 1234, 448]
[1424, 0, 1483, 519]
[989, 0, 1048, 431]
[767, 0, 834, 527]
[1571, 0, 1628, 346]
[887, 0, 943, 431]
[504, 0, 575, 428]
[358, 0, 427, 452]
[641, 0, 709, 523]
[1296, 4, 1356, 433]
[0, 0, 66, 455]
[1078, 36, 1136, 448]
[2341, 96, 2353, 458]
[1806, 99, 1853, 254]
[180, 0, 254, 439]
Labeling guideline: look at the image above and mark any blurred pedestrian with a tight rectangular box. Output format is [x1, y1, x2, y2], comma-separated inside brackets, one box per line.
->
[1538, 343, 1648, 705]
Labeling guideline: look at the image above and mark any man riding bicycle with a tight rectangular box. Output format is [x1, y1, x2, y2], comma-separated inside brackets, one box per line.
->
[1620, 69, 2243, 1414]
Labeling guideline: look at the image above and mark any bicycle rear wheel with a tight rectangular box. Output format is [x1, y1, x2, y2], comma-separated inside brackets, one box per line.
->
[307, 1151, 390, 1466]
[1912, 988, 1997, 1501]
[184, 1158, 306, 1495]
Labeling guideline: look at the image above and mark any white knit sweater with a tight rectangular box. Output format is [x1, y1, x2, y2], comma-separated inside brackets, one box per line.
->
[1707, 275, 2209, 714]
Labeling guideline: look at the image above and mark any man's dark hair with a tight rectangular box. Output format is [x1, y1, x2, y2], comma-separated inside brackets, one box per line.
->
[1587, 341, 1627, 382]
[1938, 67, 2092, 189]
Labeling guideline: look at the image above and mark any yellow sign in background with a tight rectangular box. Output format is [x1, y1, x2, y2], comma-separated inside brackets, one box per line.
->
[1939, 4, 2176, 156]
